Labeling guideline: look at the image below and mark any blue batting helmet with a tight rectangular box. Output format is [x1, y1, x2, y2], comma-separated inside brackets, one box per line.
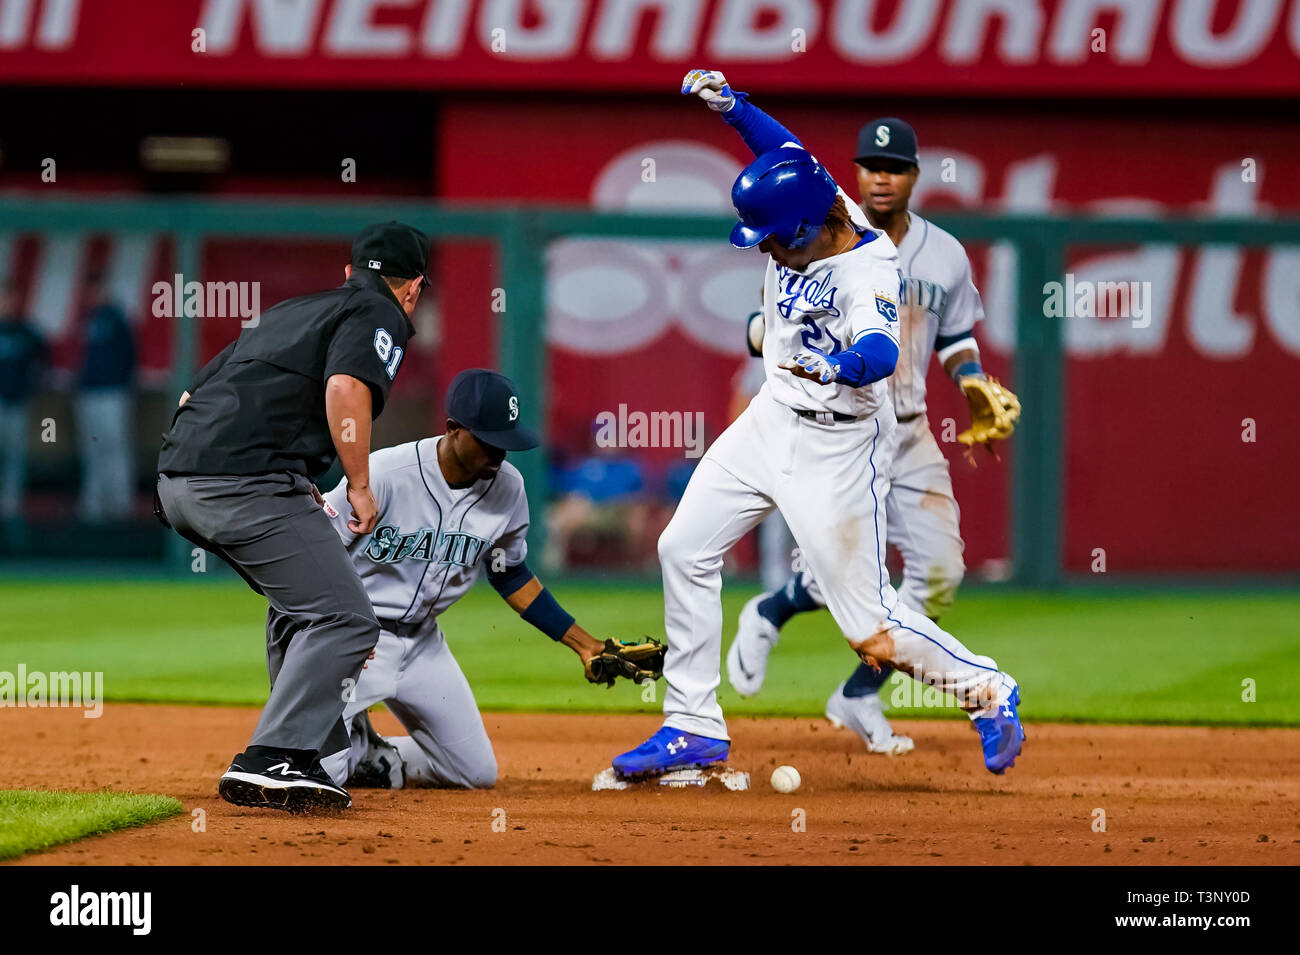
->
[729, 147, 838, 250]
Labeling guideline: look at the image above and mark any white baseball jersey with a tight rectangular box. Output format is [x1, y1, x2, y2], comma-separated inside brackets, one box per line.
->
[322, 436, 529, 627]
[888, 213, 985, 419]
[761, 181, 903, 419]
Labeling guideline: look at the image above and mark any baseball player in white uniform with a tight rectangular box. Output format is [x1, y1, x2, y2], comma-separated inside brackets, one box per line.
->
[610, 71, 1024, 780]
[726, 117, 1021, 756]
[313, 369, 640, 790]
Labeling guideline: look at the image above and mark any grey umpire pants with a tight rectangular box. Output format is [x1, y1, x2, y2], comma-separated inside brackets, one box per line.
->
[157, 472, 379, 753]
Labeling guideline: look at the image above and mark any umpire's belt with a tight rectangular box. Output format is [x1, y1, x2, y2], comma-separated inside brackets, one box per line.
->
[793, 408, 858, 424]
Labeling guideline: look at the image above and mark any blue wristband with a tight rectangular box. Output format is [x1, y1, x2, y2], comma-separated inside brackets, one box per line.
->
[520, 587, 576, 642]
[954, 360, 984, 379]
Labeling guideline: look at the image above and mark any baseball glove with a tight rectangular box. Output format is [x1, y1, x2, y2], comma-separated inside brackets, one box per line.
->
[585, 637, 666, 687]
[957, 376, 1022, 453]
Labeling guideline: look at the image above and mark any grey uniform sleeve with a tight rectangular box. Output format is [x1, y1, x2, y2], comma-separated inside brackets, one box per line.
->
[322, 460, 393, 548]
[494, 486, 531, 568]
[321, 477, 354, 546]
[937, 250, 985, 341]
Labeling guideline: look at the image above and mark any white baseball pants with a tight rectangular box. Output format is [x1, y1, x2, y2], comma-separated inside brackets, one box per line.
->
[801, 412, 965, 619]
[659, 386, 1012, 740]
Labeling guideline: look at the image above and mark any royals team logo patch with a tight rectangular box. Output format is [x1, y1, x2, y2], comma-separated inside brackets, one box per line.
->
[875, 290, 899, 323]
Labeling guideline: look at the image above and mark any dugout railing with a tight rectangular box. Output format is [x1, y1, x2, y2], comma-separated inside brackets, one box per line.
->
[2, 196, 1294, 585]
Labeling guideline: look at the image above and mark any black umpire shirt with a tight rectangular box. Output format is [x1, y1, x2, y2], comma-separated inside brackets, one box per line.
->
[158, 269, 414, 478]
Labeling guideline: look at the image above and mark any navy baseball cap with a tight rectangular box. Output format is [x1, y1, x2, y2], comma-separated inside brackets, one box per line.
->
[854, 118, 920, 167]
[446, 369, 540, 452]
[351, 221, 430, 286]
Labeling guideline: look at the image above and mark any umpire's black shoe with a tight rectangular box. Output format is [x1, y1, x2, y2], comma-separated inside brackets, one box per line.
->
[218, 748, 351, 813]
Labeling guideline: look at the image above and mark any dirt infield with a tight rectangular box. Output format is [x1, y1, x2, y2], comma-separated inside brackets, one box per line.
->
[3, 703, 1297, 866]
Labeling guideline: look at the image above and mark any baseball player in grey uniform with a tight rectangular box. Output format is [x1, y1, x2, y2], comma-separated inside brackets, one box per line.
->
[313, 369, 661, 789]
[726, 118, 1021, 754]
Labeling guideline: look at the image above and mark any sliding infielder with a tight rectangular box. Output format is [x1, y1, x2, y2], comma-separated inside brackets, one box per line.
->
[312, 369, 662, 789]
[726, 117, 1021, 755]
[611, 71, 1024, 779]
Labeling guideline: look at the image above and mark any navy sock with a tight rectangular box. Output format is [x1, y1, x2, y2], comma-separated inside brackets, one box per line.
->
[843, 662, 894, 697]
[757, 575, 820, 628]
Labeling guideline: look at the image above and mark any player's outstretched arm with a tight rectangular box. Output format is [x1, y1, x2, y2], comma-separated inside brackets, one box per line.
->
[681, 69, 802, 157]
[488, 561, 600, 660]
[487, 562, 665, 686]
[781, 332, 900, 387]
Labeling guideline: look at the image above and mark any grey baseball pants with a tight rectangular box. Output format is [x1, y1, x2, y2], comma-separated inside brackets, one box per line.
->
[156, 471, 379, 753]
[317, 619, 498, 790]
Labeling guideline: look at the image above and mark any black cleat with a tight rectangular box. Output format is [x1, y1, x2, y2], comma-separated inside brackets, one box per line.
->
[219, 749, 351, 813]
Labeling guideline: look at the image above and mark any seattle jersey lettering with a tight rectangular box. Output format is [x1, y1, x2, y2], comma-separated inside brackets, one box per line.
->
[900, 277, 949, 320]
[364, 525, 493, 567]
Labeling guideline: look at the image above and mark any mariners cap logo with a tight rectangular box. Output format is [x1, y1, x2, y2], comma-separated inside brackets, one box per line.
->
[508, 395, 519, 421]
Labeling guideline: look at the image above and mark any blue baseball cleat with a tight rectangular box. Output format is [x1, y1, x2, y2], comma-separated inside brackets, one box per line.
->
[612, 726, 730, 780]
[973, 687, 1025, 774]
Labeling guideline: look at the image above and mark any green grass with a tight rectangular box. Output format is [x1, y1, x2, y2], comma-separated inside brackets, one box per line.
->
[1, 580, 1297, 726]
[0, 790, 183, 861]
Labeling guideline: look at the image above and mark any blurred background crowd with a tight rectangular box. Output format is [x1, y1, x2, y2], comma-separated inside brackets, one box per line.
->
[1, 0, 1296, 582]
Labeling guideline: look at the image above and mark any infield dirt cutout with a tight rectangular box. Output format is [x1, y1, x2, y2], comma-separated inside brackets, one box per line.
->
[3, 704, 1296, 865]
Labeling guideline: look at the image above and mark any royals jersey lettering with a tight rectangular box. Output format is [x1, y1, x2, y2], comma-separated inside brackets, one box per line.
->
[760, 181, 903, 419]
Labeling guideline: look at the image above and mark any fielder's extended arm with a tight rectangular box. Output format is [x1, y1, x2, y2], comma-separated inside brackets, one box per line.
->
[487, 561, 592, 654]
[487, 562, 665, 685]
[783, 333, 899, 387]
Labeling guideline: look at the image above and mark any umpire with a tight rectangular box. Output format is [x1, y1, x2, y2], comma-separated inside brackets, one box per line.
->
[156, 221, 428, 813]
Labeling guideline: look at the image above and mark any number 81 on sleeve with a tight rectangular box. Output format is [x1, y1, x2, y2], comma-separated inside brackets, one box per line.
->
[373, 328, 404, 379]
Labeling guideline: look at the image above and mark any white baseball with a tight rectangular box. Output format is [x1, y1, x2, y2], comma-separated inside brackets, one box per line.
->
[770, 765, 801, 794]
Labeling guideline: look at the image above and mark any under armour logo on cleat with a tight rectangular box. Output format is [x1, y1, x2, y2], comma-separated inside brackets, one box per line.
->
[666, 736, 688, 755]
